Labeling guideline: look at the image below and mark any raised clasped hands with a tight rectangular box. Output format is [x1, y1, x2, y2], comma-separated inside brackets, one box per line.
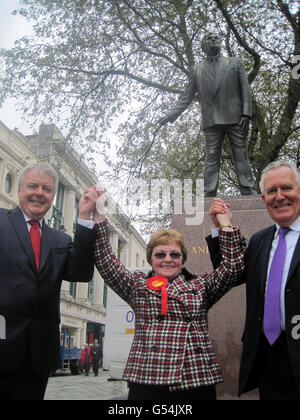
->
[93, 185, 107, 224]
[78, 185, 107, 223]
[78, 187, 99, 220]
[209, 198, 233, 230]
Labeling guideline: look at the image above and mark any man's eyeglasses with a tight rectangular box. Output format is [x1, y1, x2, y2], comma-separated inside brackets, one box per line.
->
[153, 251, 183, 260]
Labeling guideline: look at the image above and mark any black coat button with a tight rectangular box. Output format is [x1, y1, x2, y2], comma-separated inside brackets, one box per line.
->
[196, 347, 203, 353]
[151, 345, 157, 352]
[156, 315, 164, 321]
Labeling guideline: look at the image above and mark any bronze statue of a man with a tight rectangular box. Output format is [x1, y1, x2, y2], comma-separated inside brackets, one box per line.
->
[158, 33, 256, 197]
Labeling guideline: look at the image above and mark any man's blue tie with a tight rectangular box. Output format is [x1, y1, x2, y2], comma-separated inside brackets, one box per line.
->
[264, 227, 290, 345]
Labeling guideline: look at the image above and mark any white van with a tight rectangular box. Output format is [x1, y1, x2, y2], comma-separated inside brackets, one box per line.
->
[103, 267, 149, 380]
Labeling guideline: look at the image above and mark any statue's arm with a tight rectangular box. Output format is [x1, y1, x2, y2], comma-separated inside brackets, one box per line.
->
[157, 73, 198, 126]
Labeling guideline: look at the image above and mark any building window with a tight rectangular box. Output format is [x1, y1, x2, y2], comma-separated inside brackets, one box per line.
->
[88, 277, 95, 303]
[70, 282, 77, 299]
[117, 239, 122, 261]
[52, 182, 65, 230]
[73, 198, 79, 234]
[103, 283, 108, 308]
[5, 174, 12, 193]
[136, 253, 139, 267]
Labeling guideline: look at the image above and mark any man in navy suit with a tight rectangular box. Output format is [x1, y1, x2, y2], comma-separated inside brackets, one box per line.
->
[207, 160, 300, 399]
[0, 163, 98, 400]
[158, 32, 256, 197]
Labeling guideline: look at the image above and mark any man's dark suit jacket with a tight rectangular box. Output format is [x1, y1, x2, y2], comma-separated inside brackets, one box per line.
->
[206, 226, 300, 396]
[165, 56, 252, 129]
[0, 207, 95, 375]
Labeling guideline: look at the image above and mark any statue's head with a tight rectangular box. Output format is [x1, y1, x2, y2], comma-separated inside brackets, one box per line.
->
[201, 32, 221, 56]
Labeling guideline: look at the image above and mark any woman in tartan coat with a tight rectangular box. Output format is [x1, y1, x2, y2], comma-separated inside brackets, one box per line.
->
[94, 192, 245, 400]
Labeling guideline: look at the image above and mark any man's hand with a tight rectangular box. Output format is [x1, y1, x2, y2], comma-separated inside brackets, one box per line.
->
[157, 115, 170, 127]
[94, 185, 107, 224]
[78, 187, 99, 220]
[239, 116, 250, 137]
[209, 198, 232, 228]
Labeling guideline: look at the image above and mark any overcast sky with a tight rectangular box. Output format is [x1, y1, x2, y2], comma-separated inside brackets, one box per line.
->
[0, 0, 34, 134]
[0, 1, 124, 191]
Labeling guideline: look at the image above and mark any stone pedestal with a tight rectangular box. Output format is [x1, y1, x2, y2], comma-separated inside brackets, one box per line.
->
[172, 196, 273, 400]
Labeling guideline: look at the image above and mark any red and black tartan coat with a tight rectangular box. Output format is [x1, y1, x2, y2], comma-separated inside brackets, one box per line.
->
[94, 221, 245, 391]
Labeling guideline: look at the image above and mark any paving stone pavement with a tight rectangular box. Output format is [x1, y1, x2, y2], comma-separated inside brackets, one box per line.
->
[45, 370, 129, 400]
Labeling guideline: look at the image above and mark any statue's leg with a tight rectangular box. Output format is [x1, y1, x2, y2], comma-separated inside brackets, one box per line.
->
[227, 125, 256, 195]
[203, 127, 224, 197]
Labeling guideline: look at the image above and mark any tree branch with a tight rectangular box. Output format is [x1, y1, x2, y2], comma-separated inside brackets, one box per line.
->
[213, 0, 261, 83]
[275, 0, 298, 36]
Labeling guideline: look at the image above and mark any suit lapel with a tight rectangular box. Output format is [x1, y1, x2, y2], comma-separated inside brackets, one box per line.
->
[200, 56, 229, 104]
[259, 225, 276, 293]
[40, 220, 55, 272]
[8, 207, 37, 272]
[8, 207, 55, 274]
[212, 56, 228, 99]
[201, 61, 216, 103]
[257, 226, 300, 291]
[287, 235, 300, 283]
[167, 273, 194, 300]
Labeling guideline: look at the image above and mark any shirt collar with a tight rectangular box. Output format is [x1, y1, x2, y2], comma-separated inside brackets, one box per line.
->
[275, 214, 300, 236]
[206, 54, 221, 63]
[19, 206, 44, 229]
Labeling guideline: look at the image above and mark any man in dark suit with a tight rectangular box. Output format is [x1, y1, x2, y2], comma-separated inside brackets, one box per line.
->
[207, 160, 300, 399]
[0, 163, 98, 400]
[91, 339, 102, 376]
[158, 32, 256, 197]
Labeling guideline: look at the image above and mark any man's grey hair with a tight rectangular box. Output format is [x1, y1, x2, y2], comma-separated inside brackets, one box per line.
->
[18, 163, 58, 193]
[259, 160, 300, 193]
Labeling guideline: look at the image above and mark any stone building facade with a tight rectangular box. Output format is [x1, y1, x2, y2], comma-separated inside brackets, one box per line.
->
[0, 120, 148, 350]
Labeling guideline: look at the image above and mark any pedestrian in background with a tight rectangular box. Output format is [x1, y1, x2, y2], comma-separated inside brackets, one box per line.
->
[80, 344, 92, 377]
[91, 339, 102, 377]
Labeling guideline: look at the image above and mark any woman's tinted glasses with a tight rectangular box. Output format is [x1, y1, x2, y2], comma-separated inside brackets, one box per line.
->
[153, 251, 183, 260]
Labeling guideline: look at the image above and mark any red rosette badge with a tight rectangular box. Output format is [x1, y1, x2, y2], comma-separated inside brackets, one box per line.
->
[147, 275, 168, 315]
